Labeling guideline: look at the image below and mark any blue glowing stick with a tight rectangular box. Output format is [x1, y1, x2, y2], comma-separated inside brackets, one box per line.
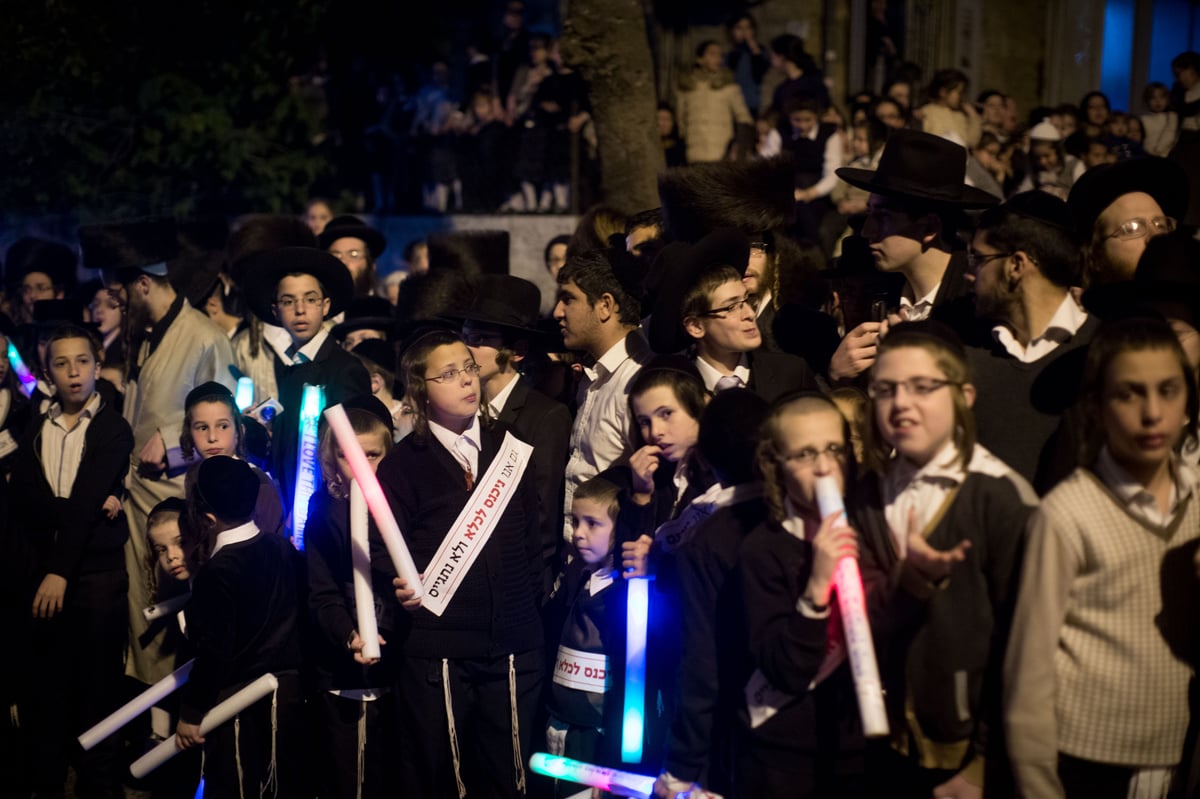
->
[193, 778, 204, 799]
[235, 377, 254, 412]
[6, 340, 37, 398]
[529, 753, 654, 799]
[622, 577, 650, 763]
[291, 383, 326, 551]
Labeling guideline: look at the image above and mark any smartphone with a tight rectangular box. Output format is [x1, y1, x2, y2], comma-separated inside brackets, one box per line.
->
[871, 299, 888, 323]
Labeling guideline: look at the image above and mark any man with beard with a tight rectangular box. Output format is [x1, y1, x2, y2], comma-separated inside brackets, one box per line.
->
[965, 192, 1097, 493]
[319, 214, 388, 298]
[78, 217, 236, 686]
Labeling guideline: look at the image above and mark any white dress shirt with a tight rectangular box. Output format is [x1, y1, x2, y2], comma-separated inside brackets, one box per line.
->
[41, 392, 102, 498]
[1093, 446, 1195, 528]
[487, 373, 520, 418]
[882, 442, 965, 557]
[693, 352, 751, 394]
[429, 413, 482, 480]
[794, 125, 845, 198]
[899, 281, 941, 322]
[211, 520, 261, 556]
[992, 293, 1089, 363]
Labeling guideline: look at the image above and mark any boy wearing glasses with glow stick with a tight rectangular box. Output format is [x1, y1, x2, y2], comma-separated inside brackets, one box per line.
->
[243, 247, 371, 510]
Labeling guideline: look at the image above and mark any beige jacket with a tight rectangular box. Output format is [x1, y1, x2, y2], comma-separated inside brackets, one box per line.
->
[676, 68, 753, 163]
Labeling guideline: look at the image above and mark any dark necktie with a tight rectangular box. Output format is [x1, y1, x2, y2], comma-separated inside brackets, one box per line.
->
[285, 345, 309, 364]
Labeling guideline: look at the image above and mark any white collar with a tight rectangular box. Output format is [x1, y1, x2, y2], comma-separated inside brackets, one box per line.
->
[887, 441, 965, 492]
[900, 281, 941, 319]
[755, 289, 773, 319]
[487, 373, 521, 417]
[429, 414, 482, 461]
[991, 293, 1088, 362]
[295, 327, 330, 362]
[781, 497, 813, 541]
[586, 331, 637, 382]
[212, 521, 260, 556]
[1094, 446, 1194, 517]
[693, 352, 751, 393]
[48, 391, 101, 422]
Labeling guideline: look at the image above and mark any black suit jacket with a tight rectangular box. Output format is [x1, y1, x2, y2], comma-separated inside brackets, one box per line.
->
[745, 349, 822, 403]
[494, 378, 571, 582]
[272, 334, 371, 510]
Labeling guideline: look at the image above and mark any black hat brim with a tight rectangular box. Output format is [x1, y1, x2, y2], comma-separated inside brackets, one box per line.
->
[648, 229, 751, 355]
[242, 247, 354, 324]
[835, 167, 1001, 208]
[318, 224, 387, 260]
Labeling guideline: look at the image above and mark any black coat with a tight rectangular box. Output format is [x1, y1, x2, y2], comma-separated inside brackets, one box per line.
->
[271, 335, 371, 509]
[493, 378, 571, 586]
[746, 349, 822, 404]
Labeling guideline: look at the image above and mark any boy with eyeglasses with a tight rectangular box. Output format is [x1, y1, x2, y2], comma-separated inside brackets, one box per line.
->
[648, 229, 819, 403]
[243, 246, 371, 513]
[1067, 156, 1188, 287]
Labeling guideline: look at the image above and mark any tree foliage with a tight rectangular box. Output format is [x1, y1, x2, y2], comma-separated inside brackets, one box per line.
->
[1, 0, 331, 218]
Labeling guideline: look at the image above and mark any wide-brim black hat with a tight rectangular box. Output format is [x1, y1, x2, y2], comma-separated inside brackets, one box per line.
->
[658, 156, 796, 243]
[171, 217, 231, 308]
[1083, 231, 1200, 320]
[242, 246, 354, 324]
[4, 237, 78, 291]
[440, 274, 543, 337]
[32, 298, 86, 328]
[227, 214, 318, 285]
[836, 129, 999, 208]
[79, 217, 179, 283]
[648, 228, 751, 355]
[317, 215, 387, 259]
[332, 296, 396, 339]
[1067, 157, 1189, 240]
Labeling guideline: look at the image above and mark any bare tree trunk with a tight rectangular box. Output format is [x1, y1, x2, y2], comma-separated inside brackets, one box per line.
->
[562, 0, 665, 215]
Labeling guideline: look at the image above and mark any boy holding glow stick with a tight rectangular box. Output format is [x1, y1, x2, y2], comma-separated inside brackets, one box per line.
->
[176, 456, 303, 797]
[307, 398, 398, 799]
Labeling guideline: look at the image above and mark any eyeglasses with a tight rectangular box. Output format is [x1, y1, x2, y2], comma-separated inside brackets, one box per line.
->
[275, 295, 325, 311]
[966, 249, 1013, 272]
[867, 377, 960, 399]
[700, 296, 755, 318]
[1104, 216, 1175, 241]
[425, 363, 481, 383]
[21, 282, 54, 295]
[779, 442, 846, 466]
[330, 249, 368, 261]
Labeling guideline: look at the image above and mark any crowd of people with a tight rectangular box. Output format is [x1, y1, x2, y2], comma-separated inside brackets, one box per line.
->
[4, 23, 1200, 799]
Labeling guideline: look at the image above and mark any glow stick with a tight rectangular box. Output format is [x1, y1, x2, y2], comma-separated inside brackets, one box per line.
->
[350, 480, 381, 660]
[143, 593, 190, 621]
[323, 404, 424, 599]
[129, 673, 279, 778]
[529, 753, 655, 799]
[622, 577, 649, 762]
[6, 340, 36, 398]
[291, 383, 326, 550]
[79, 659, 195, 751]
[235, 376, 254, 412]
[814, 476, 889, 737]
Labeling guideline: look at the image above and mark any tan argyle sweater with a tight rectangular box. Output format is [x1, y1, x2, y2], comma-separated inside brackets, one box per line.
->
[1005, 466, 1200, 798]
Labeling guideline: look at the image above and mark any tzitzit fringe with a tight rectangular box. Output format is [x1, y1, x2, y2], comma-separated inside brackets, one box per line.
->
[442, 659, 467, 799]
[508, 654, 526, 795]
[234, 715, 246, 799]
[264, 688, 278, 798]
[356, 696, 367, 799]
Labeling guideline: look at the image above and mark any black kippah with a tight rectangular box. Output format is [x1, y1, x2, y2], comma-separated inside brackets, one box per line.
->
[186, 381, 235, 410]
[196, 456, 258, 523]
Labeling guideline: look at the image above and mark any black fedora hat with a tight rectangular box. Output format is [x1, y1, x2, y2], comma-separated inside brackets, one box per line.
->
[227, 214, 318, 286]
[32, 298, 86, 328]
[242, 246, 354, 324]
[648, 228, 751, 355]
[332, 296, 396, 340]
[317, 215, 387, 259]
[1083, 231, 1200, 320]
[79, 217, 179, 283]
[4, 237, 78, 292]
[1067, 157, 1189, 241]
[836, 129, 999, 208]
[441, 274, 543, 337]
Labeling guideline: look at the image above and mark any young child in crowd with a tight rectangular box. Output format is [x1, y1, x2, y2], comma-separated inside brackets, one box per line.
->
[1141, 81, 1180, 157]
[177, 381, 285, 535]
[736, 393, 867, 798]
[1006, 315, 1200, 798]
[378, 329, 543, 799]
[307, 398, 397, 799]
[544, 476, 622, 789]
[9, 323, 133, 799]
[853, 321, 1037, 798]
[176, 456, 304, 798]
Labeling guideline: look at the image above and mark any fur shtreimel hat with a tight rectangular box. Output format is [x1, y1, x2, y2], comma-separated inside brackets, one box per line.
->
[428, 230, 510, 276]
[658, 156, 796, 243]
[79, 217, 179, 283]
[4, 237, 78, 292]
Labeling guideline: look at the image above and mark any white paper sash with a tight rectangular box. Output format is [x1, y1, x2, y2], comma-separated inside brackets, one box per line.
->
[552, 645, 611, 693]
[653, 483, 762, 553]
[420, 432, 533, 617]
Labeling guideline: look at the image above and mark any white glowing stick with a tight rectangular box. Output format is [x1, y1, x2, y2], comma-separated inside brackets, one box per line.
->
[79, 660, 195, 751]
[323, 404, 424, 599]
[350, 479, 381, 660]
[814, 476, 889, 737]
[529, 753, 655, 799]
[129, 673, 279, 778]
[622, 577, 649, 762]
[235, 376, 254, 412]
[292, 383, 326, 550]
[143, 593, 190, 622]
